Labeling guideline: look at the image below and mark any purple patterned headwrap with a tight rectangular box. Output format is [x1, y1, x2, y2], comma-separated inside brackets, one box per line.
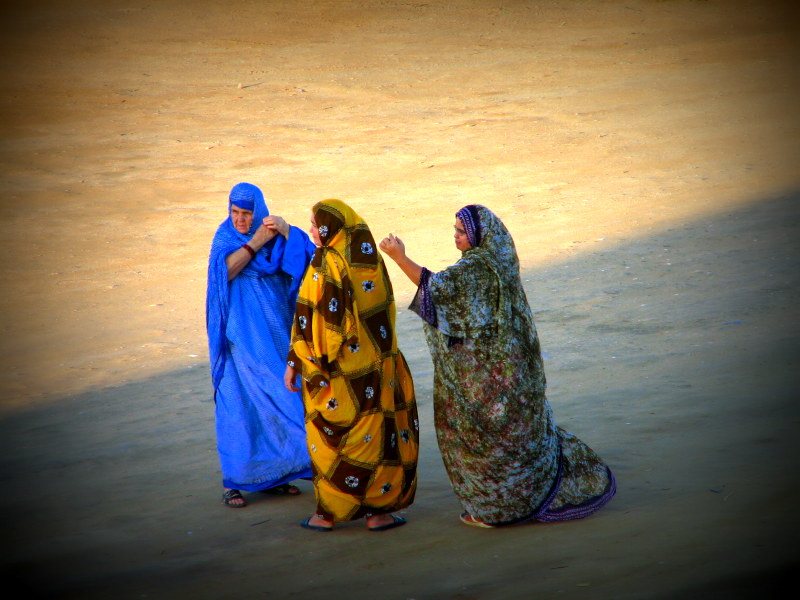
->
[456, 204, 482, 248]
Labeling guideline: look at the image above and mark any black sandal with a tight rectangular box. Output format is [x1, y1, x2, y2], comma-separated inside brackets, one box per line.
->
[261, 483, 301, 496]
[222, 489, 247, 507]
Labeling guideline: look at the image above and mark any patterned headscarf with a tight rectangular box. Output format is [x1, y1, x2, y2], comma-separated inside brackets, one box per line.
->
[461, 204, 518, 273]
[291, 199, 390, 379]
[312, 201, 345, 247]
[310, 199, 382, 272]
[456, 204, 482, 248]
[410, 204, 521, 339]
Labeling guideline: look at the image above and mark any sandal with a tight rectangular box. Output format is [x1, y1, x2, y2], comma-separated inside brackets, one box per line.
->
[368, 514, 407, 532]
[222, 489, 247, 508]
[459, 512, 494, 528]
[300, 517, 333, 532]
[261, 483, 301, 496]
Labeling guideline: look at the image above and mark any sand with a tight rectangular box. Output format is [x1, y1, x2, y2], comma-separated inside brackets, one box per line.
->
[1, 1, 798, 598]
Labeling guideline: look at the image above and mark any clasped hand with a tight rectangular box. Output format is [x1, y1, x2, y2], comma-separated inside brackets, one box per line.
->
[252, 215, 289, 246]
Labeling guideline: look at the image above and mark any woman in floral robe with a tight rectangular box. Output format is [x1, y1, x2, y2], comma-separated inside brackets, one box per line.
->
[380, 204, 615, 527]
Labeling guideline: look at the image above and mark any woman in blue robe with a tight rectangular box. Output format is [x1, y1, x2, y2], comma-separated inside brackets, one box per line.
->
[206, 182, 316, 507]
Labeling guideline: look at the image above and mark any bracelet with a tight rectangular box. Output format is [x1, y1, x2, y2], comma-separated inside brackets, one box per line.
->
[242, 243, 256, 258]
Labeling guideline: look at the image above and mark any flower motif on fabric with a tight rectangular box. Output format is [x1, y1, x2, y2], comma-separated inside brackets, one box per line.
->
[361, 242, 374, 255]
[390, 433, 397, 448]
[287, 360, 295, 367]
[362, 280, 375, 292]
[328, 298, 339, 313]
[319, 225, 329, 238]
[363, 434, 372, 443]
[379, 325, 388, 339]
[401, 429, 410, 443]
[348, 342, 360, 353]
[323, 426, 334, 436]
[311, 444, 317, 453]
[327, 398, 338, 411]
[365, 386, 375, 400]
[345, 476, 360, 488]
[490, 402, 506, 418]
[381, 483, 392, 494]
[312, 272, 319, 281]
[319, 380, 328, 387]
[298, 315, 307, 330]
[413, 418, 419, 431]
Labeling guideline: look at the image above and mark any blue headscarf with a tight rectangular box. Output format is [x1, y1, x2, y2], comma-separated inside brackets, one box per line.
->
[206, 182, 315, 395]
[228, 181, 259, 224]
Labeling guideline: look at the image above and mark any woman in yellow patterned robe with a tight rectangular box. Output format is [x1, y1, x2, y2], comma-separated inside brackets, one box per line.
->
[284, 199, 418, 532]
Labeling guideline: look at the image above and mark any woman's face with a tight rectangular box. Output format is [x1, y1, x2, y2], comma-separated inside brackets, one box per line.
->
[454, 217, 472, 251]
[309, 212, 322, 246]
[230, 203, 254, 234]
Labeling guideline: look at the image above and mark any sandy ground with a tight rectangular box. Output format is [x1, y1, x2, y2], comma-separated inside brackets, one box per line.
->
[1, 1, 799, 598]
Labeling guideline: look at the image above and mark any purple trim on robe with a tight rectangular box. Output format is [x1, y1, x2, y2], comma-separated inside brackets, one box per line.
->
[534, 464, 617, 523]
[408, 267, 438, 328]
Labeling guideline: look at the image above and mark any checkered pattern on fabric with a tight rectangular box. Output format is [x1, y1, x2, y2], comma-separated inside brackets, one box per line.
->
[288, 200, 419, 522]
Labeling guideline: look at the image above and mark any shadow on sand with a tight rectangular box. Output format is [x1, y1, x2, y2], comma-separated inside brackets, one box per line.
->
[1, 192, 799, 599]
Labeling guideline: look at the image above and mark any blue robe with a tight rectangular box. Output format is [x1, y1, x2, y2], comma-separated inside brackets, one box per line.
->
[206, 185, 316, 490]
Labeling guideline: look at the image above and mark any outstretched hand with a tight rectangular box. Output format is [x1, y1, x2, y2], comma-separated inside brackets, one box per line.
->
[379, 233, 405, 261]
[379, 233, 423, 285]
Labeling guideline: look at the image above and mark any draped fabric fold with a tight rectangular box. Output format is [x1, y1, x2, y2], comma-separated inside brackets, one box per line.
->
[410, 204, 615, 525]
[288, 199, 419, 522]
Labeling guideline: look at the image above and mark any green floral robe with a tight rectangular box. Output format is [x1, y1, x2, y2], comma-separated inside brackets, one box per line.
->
[410, 205, 615, 525]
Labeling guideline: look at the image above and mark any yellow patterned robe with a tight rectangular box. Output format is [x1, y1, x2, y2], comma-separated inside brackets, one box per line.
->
[287, 200, 419, 522]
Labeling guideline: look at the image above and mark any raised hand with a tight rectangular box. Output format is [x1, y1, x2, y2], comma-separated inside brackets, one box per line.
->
[379, 233, 406, 260]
